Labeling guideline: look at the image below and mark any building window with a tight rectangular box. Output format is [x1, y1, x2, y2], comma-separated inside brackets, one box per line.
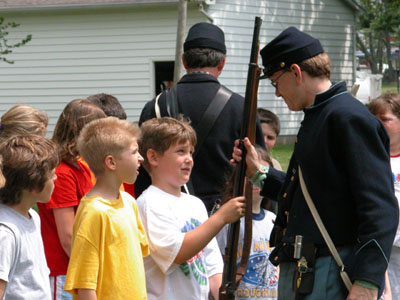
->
[154, 61, 174, 95]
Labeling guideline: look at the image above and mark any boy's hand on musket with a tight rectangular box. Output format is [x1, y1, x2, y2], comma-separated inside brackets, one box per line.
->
[216, 196, 246, 224]
[230, 137, 265, 178]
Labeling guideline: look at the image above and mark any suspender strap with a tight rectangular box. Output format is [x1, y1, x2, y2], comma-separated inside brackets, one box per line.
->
[298, 165, 353, 292]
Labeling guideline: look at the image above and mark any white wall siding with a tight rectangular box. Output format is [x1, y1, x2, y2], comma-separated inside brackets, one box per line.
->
[0, 4, 205, 135]
[0, 1, 355, 138]
[207, 0, 355, 136]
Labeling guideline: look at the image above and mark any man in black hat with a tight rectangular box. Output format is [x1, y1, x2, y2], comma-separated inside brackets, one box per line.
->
[136, 22, 265, 212]
[232, 27, 398, 299]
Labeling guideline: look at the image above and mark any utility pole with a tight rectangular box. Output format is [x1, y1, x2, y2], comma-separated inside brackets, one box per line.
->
[173, 0, 187, 84]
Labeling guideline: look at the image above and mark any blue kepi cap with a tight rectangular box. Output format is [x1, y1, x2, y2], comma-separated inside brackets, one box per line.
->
[260, 27, 324, 79]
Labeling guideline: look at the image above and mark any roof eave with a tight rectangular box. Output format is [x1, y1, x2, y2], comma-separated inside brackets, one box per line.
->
[0, 0, 190, 12]
[341, 0, 361, 12]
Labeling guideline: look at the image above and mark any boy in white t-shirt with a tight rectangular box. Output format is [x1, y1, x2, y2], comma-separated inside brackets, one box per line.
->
[137, 117, 246, 300]
[0, 135, 60, 300]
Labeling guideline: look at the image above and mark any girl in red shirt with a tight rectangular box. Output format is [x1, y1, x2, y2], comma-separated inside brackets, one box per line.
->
[37, 99, 106, 300]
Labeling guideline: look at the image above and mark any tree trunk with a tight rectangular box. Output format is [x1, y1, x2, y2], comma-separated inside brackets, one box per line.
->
[383, 31, 396, 82]
[356, 33, 376, 72]
[173, 0, 187, 84]
[368, 31, 378, 74]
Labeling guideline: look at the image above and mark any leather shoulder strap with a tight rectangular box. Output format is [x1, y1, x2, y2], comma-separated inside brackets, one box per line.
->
[298, 166, 352, 292]
[154, 86, 179, 119]
[193, 86, 232, 159]
[165, 86, 179, 119]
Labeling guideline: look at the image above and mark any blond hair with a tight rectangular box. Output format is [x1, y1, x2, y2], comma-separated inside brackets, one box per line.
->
[0, 104, 48, 142]
[77, 117, 140, 176]
[139, 117, 197, 170]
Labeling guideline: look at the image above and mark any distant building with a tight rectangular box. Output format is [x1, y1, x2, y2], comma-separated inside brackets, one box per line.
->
[0, 0, 357, 139]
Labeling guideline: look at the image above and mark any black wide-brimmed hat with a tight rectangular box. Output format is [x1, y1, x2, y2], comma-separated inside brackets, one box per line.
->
[184, 22, 226, 54]
[260, 27, 324, 79]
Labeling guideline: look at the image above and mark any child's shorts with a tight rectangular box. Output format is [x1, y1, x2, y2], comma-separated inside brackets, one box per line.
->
[50, 275, 72, 300]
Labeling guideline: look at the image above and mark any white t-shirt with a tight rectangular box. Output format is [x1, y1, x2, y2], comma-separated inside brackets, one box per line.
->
[217, 209, 278, 300]
[391, 155, 400, 247]
[137, 185, 223, 300]
[0, 204, 51, 300]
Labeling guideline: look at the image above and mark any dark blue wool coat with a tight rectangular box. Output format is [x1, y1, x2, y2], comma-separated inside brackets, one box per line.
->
[263, 82, 399, 289]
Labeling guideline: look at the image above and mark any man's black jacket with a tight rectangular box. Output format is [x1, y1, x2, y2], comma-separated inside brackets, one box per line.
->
[136, 72, 266, 211]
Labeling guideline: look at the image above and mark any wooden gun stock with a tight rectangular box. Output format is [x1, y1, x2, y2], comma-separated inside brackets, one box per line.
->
[219, 16, 262, 300]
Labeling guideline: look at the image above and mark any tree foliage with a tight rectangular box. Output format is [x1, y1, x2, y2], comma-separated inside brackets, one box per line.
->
[356, 0, 400, 79]
[0, 16, 32, 64]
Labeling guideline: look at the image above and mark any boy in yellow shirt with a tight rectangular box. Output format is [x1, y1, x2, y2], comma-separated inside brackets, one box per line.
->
[64, 117, 149, 300]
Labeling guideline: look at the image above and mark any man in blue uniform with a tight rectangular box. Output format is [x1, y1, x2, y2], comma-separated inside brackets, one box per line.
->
[232, 27, 398, 299]
[136, 22, 265, 212]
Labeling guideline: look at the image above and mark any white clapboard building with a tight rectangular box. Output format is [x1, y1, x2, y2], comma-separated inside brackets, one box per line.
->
[0, 0, 357, 138]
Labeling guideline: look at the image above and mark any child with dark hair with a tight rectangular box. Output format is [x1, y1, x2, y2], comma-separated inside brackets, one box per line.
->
[0, 135, 60, 299]
[257, 108, 282, 171]
[217, 145, 279, 300]
[37, 99, 106, 300]
[87, 93, 127, 120]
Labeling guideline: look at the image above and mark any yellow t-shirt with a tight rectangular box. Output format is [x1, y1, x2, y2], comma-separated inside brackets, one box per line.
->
[64, 191, 149, 300]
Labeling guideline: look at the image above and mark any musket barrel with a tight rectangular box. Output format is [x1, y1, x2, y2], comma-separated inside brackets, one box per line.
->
[219, 16, 263, 300]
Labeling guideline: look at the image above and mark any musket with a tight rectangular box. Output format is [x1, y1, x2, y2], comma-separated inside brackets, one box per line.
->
[219, 16, 262, 300]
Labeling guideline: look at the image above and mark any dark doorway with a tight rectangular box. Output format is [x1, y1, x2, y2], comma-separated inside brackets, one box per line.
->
[154, 61, 175, 95]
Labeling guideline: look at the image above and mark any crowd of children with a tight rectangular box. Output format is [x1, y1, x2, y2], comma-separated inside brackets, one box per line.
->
[0, 97, 280, 300]
[2, 93, 398, 299]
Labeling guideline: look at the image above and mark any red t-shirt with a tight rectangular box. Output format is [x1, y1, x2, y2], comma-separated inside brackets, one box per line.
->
[123, 183, 135, 198]
[38, 160, 93, 276]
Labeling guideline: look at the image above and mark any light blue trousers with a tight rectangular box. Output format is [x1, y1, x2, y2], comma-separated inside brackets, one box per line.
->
[278, 247, 352, 300]
[388, 246, 400, 300]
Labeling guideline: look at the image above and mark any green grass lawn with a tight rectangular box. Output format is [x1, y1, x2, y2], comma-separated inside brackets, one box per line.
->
[382, 81, 399, 94]
[271, 144, 294, 171]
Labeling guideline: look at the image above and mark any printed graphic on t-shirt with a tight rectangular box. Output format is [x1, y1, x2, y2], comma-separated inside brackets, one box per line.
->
[179, 218, 207, 286]
[393, 172, 400, 187]
[236, 237, 278, 299]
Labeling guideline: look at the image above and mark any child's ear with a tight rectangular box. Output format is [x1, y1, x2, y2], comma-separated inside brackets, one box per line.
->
[104, 154, 117, 171]
[147, 149, 159, 167]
